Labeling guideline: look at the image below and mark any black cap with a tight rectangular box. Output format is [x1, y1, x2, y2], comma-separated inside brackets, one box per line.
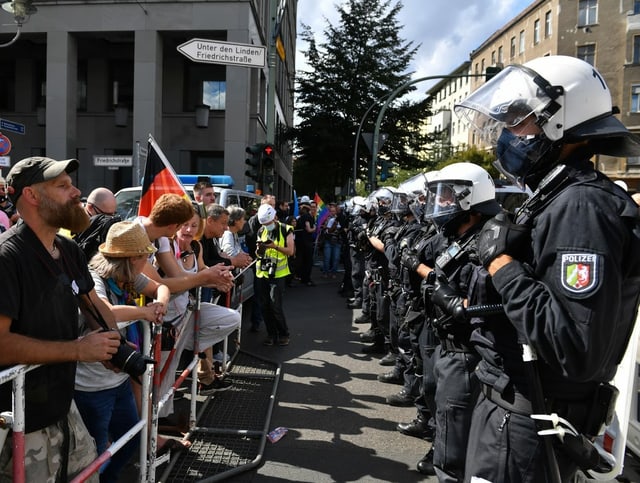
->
[7, 156, 79, 203]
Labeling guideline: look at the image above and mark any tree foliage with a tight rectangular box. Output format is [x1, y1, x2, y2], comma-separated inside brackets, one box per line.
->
[291, 0, 432, 201]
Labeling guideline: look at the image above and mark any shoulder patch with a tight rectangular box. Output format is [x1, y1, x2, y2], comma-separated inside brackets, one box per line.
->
[560, 253, 599, 294]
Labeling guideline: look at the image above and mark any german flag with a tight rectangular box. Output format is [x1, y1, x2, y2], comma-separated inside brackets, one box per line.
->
[138, 135, 189, 217]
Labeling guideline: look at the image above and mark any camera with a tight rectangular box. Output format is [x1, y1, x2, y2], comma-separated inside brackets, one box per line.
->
[104, 330, 155, 378]
[259, 258, 277, 278]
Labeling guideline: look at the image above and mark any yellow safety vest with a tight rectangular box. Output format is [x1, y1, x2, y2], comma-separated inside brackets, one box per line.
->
[256, 222, 291, 279]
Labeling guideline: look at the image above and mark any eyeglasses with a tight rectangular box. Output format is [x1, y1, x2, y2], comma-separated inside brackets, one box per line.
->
[90, 203, 116, 217]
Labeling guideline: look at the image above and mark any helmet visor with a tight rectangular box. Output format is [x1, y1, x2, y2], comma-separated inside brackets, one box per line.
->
[424, 181, 470, 226]
[454, 65, 553, 144]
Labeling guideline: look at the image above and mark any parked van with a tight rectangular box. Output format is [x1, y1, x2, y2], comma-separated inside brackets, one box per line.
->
[114, 175, 262, 304]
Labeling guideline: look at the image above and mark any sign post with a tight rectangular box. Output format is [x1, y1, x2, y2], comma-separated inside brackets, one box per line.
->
[0, 118, 25, 135]
[177, 39, 266, 68]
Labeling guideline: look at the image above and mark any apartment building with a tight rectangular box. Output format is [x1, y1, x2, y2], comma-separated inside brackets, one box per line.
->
[430, 0, 640, 190]
[0, 0, 296, 197]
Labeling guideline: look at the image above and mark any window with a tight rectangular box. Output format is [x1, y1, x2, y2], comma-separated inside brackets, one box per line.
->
[498, 46, 503, 64]
[635, 0, 640, 15]
[185, 63, 226, 111]
[534, 19, 540, 44]
[577, 44, 595, 66]
[77, 60, 87, 112]
[634, 36, 640, 64]
[510, 36, 516, 57]
[632, 85, 640, 113]
[109, 60, 134, 109]
[203, 81, 226, 110]
[545, 11, 552, 37]
[578, 0, 597, 27]
[491, 50, 496, 65]
[519, 30, 525, 54]
[0, 60, 15, 111]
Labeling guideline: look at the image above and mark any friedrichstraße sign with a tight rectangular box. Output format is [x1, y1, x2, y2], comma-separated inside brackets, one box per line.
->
[93, 155, 133, 167]
[177, 39, 266, 68]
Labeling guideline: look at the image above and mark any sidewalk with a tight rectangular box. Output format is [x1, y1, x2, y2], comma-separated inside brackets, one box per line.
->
[224, 272, 435, 482]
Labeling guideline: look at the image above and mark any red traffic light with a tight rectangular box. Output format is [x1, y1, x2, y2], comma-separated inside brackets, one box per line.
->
[263, 144, 274, 156]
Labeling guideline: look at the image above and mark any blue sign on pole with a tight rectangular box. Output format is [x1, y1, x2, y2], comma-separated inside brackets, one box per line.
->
[0, 118, 25, 135]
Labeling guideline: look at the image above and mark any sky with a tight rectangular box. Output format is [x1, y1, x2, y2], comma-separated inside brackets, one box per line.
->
[295, 0, 534, 101]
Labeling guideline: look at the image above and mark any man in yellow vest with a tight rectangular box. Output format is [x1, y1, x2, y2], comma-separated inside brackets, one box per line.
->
[255, 204, 295, 346]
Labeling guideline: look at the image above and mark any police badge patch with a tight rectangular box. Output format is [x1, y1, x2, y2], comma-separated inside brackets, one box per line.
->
[560, 253, 599, 294]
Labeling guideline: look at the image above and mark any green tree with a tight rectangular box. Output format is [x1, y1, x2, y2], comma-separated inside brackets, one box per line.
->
[292, 0, 431, 200]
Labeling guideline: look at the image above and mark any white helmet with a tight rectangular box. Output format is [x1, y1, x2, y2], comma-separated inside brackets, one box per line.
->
[392, 173, 431, 218]
[351, 195, 367, 214]
[455, 55, 640, 153]
[424, 163, 500, 231]
[372, 186, 396, 215]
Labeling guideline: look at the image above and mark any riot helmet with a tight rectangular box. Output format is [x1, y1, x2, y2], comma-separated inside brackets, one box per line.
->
[372, 186, 396, 215]
[454, 55, 640, 188]
[424, 163, 500, 234]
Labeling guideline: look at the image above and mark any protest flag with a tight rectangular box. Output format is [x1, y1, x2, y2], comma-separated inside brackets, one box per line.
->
[138, 135, 190, 217]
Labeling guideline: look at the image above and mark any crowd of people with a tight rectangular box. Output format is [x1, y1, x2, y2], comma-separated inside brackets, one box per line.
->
[2, 54, 640, 483]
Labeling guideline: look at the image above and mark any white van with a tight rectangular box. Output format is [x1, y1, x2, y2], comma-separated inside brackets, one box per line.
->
[114, 175, 262, 304]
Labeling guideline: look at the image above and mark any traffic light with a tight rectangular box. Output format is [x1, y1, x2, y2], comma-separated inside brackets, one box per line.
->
[262, 144, 276, 192]
[245, 143, 263, 182]
[380, 159, 395, 182]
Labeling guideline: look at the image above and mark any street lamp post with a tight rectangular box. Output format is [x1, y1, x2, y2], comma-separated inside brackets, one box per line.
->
[351, 93, 391, 195]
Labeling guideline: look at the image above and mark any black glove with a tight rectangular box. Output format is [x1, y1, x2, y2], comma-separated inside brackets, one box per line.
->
[357, 230, 368, 242]
[400, 250, 421, 271]
[477, 212, 531, 268]
[430, 281, 466, 322]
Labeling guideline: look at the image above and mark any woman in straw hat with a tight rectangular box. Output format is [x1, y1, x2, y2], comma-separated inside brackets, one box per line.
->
[74, 221, 171, 482]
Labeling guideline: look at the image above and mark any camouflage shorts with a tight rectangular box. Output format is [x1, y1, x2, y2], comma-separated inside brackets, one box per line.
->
[0, 401, 98, 482]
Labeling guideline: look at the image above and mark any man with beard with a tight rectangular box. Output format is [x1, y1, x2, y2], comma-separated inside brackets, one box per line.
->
[0, 156, 122, 482]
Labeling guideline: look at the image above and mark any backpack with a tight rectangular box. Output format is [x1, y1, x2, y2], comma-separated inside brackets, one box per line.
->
[74, 213, 121, 261]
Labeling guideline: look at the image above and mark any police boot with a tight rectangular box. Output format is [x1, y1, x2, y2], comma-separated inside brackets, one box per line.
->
[362, 332, 385, 354]
[353, 313, 370, 324]
[377, 369, 404, 385]
[397, 417, 434, 441]
[385, 388, 414, 407]
[378, 348, 397, 366]
[416, 448, 435, 475]
[360, 329, 376, 343]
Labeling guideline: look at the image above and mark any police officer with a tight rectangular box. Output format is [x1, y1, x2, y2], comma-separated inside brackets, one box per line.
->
[346, 196, 368, 309]
[455, 55, 640, 481]
[362, 187, 401, 356]
[421, 163, 502, 482]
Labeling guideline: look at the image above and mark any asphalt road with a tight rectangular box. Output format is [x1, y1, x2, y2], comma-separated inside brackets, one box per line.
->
[224, 272, 435, 483]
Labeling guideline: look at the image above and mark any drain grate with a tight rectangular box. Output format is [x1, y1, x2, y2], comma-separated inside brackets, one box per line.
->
[159, 350, 280, 482]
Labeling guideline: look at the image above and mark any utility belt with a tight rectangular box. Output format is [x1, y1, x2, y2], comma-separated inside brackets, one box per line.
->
[481, 381, 618, 438]
[440, 337, 473, 353]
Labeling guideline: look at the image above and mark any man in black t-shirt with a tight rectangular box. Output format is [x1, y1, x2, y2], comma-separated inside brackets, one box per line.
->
[0, 157, 121, 482]
[295, 201, 316, 286]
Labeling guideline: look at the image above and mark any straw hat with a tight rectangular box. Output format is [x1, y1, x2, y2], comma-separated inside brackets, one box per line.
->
[99, 221, 157, 258]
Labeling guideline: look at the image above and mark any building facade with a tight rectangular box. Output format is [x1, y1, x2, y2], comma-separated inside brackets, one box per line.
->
[428, 0, 640, 190]
[0, 0, 297, 198]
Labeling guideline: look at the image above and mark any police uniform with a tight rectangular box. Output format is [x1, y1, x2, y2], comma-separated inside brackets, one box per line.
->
[466, 161, 640, 482]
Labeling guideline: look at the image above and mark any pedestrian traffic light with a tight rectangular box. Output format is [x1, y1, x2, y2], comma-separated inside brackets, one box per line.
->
[245, 143, 263, 182]
[380, 159, 395, 182]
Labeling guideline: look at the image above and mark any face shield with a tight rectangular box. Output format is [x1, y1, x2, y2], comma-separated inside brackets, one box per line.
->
[454, 65, 556, 146]
[424, 180, 471, 228]
[373, 187, 395, 215]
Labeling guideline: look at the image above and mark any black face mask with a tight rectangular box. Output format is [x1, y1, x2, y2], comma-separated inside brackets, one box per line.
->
[495, 128, 559, 189]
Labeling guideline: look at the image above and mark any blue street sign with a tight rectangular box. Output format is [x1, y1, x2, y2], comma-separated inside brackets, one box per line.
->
[0, 118, 25, 135]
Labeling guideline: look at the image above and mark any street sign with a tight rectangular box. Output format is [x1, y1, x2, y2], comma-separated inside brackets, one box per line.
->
[93, 155, 133, 167]
[0, 118, 25, 135]
[0, 134, 11, 156]
[0, 156, 10, 168]
[177, 39, 266, 68]
[361, 132, 388, 153]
